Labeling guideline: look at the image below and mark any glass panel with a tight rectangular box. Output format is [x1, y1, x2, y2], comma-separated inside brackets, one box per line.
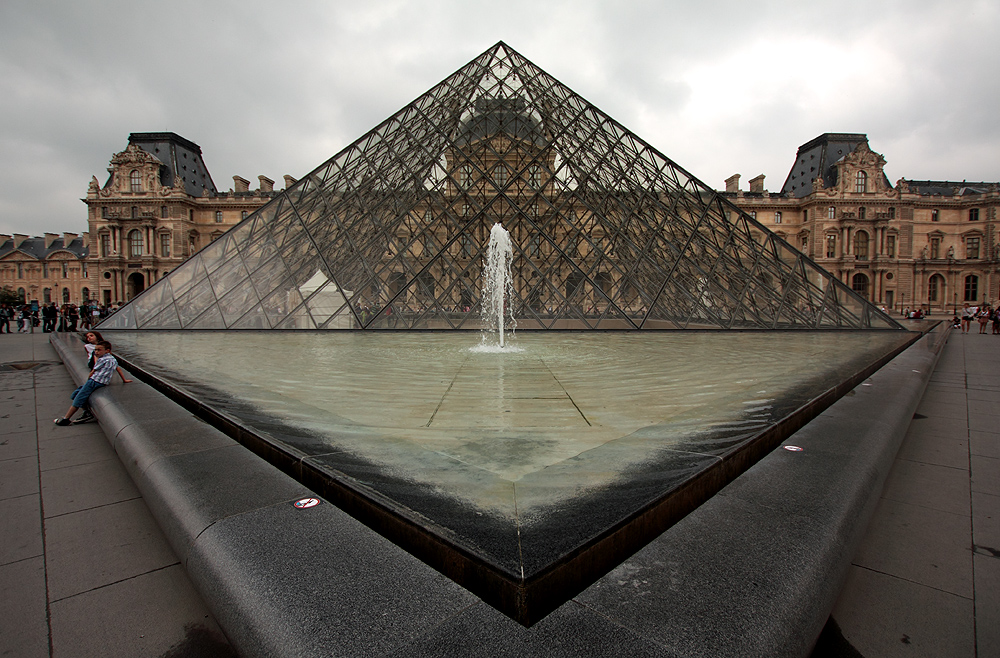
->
[143, 304, 182, 329]
[175, 277, 217, 327]
[217, 277, 261, 326]
[186, 303, 227, 329]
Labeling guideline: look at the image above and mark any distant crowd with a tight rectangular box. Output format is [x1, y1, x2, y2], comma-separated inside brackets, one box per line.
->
[0, 301, 124, 334]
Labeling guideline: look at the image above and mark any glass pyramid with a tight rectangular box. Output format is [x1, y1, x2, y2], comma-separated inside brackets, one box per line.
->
[101, 42, 902, 332]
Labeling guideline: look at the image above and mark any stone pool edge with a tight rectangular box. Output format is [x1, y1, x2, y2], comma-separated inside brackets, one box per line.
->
[50, 326, 947, 658]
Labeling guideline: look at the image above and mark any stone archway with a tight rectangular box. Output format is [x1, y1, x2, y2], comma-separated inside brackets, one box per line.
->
[126, 272, 145, 300]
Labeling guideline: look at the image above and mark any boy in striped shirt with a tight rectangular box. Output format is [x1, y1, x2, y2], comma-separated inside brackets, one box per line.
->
[54, 340, 131, 426]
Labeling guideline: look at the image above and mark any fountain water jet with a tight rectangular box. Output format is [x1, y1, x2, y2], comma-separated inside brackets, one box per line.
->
[482, 222, 515, 348]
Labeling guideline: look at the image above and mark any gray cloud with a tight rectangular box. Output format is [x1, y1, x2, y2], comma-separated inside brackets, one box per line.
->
[1, 0, 998, 236]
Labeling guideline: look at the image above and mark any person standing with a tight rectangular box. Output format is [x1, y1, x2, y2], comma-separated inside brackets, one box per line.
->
[0, 303, 10, 333]
[961, 303, 976, 333]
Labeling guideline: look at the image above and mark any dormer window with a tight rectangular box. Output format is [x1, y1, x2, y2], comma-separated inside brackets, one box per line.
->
[855, 171, 867, 193]
[130, 170, 142, 193]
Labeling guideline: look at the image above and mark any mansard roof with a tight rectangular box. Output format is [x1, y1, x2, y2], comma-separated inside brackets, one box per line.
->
[781, 133, 887, 198]
[0, 236, 88, 260]
[902, 180, 999, 196]
[125, 132, 217, 196]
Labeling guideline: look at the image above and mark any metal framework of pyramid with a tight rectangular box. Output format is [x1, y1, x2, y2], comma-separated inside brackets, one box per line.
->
[102, 42, 902, 332]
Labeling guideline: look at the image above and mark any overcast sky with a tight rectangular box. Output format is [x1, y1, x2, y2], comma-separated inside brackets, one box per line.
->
[1, 0, 998, 237]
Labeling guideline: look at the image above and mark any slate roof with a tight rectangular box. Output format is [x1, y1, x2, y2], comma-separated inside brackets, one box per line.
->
[781, 133, 889, 198]
[0, 236, 89, 260]
[901, 180, 998, 196]
[120, 132, 217, 197]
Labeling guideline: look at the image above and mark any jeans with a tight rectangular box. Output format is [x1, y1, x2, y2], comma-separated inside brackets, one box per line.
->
[71, 379, 106, 410]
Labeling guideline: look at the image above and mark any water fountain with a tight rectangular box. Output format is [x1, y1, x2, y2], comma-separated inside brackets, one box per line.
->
[481, 222, 514, 348]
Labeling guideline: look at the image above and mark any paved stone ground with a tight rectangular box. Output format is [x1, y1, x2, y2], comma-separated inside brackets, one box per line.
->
[813, 329, 1000, 657]
[0, 332, 235, 658]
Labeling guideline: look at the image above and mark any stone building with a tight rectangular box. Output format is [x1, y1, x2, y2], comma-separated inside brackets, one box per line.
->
[0, 233, 90, 305]
[83, 132, 290, 305]
[724, 133, 999, 314]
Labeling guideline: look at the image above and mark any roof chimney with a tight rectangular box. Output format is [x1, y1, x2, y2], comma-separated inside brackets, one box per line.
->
[749, 174, 765, 193]
[258, 175, 274, 193]
[725, 174, 740, 194]
[233, 176, 250, 193]
[283, 175, 297, 190]
[44, 233, 59, 249]
[0, 234, 12, 246]
[62, 233, 78, 247]
[13, 234, 29, 248]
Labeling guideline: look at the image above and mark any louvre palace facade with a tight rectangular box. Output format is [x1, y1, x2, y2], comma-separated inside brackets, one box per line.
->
[3, 82, 997, 318]
[725, 133, 999, 315]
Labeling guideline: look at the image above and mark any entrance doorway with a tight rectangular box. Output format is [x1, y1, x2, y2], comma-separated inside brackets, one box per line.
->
[126, 272, 145, 300]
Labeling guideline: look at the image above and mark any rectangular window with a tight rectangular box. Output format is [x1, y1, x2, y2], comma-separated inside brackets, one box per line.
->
[17, 263, 23, 278]
[930, 237, 940, 259]
[161, 206, 168, 219]
[101, 206, 108, 219]
[826, 235, 837, 258]
[749, 210, 756, 220]
[62, 262, 68, 277]
[83, 263, 88, 278]
[886, 235, 896, 258]
[967, 237, 980, 259]
[803, 209, 808, 222]
[889, 207, 896, 219]
[774, 211, 782, 224]
[241, 211, 248, 220]
[969, 208, 980, 221]
[160, 233, 171, 257]
[100, 234, 110, 257]
[931, 209, 939, 222]
[43, 263, 49, 278]
[828, 206, 835, 219]
[215, 211, 223, 223]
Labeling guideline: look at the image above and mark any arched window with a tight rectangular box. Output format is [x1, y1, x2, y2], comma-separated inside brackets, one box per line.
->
[62, 288, 70, 304]
[964, 275, 979, 302]
[130, 170, 142, 192]
[128, 229, 143, 258]
[854, 231, 869, 260]
[928, 274, 944, 302]
[17, 288, 25, 302]
[492, 165, 508, 188]
[529, 165, 541, 189]
[851, 273, 869, 299]
[43, 288, 51, 304]
[855, 171, 867, 193]
[82, 287, 90, 301]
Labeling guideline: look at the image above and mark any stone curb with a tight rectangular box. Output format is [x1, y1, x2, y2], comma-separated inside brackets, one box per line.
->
[49, 328, 947, 657]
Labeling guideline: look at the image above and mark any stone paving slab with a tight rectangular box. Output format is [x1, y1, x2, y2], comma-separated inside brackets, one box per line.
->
[0, 494, 43, 564]
[829, 566, 973, 658]
[48, 564, 233, 658]
[0, 556, 49, 658]
[41, 458, 141, 518]
[852, 497, 972, 598]
[45, 497, 182, 602]
[879, 458, 971, 515]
